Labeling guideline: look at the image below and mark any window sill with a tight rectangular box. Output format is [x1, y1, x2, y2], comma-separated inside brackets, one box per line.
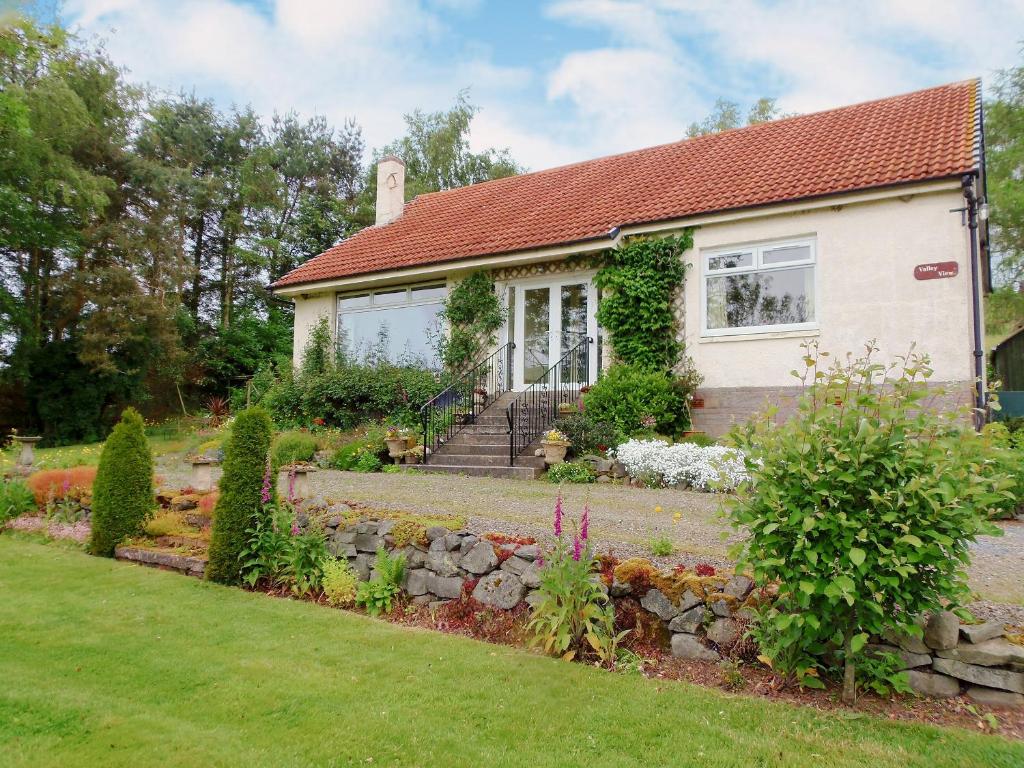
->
[697, 327, 820, 344]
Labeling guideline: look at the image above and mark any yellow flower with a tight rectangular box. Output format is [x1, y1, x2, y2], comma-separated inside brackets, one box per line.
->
[673, 512, 681, 522]
[654, 506, 663, 514]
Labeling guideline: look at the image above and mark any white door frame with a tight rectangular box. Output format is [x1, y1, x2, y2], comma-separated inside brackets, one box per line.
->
[499, 271, 598, 390]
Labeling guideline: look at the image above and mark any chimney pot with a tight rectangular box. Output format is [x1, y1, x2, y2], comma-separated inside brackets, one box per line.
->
[375, 155, 405, 226]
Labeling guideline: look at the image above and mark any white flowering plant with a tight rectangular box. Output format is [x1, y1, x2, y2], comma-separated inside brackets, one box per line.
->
[611, 439, 751, 492]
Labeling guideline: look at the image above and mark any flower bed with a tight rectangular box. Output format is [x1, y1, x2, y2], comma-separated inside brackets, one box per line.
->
[612, 439, 750, 490]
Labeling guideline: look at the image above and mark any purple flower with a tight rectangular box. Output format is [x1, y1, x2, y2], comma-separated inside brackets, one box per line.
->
[290, 522, 300, 536]
[287, 466, 297, 504]
[572, 535, 582, 561]
[536, 556, 545, 568]
[260, 460, 273, 505]
[580, 503, 589, 542]
[553, 493, 563, 537]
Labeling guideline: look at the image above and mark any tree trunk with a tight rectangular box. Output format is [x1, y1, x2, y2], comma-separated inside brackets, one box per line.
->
[842, 634, 857, 705]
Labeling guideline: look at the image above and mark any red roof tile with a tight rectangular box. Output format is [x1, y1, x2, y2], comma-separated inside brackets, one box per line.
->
[273, 80, 979, 289]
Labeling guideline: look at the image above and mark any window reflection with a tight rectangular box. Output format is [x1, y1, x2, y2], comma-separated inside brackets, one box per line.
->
[337, 284, 445, 367]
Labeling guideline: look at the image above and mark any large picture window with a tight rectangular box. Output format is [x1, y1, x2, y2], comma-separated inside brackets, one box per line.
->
[702, 238, 816, 336]
[337, 283, 446, 366]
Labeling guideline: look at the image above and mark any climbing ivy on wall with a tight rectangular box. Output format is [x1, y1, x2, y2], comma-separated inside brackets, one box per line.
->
[594, 232, 692, 372]
[437, 271, 505, 373]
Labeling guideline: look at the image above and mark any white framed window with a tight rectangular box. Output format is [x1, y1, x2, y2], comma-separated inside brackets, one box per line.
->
[336, 282, 446, 366]
[701, 237, 816, 337]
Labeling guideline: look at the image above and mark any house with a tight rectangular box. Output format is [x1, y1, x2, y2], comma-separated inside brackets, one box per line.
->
[271, 80, 989, 476]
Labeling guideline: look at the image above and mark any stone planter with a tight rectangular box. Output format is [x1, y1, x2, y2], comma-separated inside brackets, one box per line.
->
[280, 465, 316, 499]
[557, 403, 578, 416]
[190, 457, 215, 492]
[12, 435, 42, 467]
[404, 452, 421, 465]
[540, 440, 570, 465]
[385, 438, 407, 464]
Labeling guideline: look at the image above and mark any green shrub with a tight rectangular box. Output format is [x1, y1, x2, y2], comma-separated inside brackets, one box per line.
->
[729, 341, 1008, 704]
[583, 365, 689, 437]
[355, 547, 406, 616]
[648, 536, 673, 556]
[353, 452, 383, 473]
[0, 479, 36, 523]
[546, 462, 596, 484]
[553, 413, 621, 456]
[271, 431, 318, 468]
[331, 426, 387, 471]
[974, 422, 1024, 519]
[207, 407, 274, 584]
[437, 271, 505, 373]
[88, 408, 154, 557]
[678, 432, 716, 447]
[322, 558, 358, 607]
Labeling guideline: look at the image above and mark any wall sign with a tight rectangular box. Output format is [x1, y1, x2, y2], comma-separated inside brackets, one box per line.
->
[914, 261, 959, 280]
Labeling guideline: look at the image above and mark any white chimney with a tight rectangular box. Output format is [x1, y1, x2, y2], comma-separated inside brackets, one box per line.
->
[375, 155, 405, 225]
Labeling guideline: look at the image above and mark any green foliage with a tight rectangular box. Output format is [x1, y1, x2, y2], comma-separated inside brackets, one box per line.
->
[988, 56, 1024, 286]
[436, 271, 505, 372]
[206, 407, 273, 583]
[527, 505, 627, 666]
[239, 500, 329, 596]
[583, 364, 690, 437]
[88, 408, 155, 557]
[686, 96, 792, 137]
[648, 536, 674, 557]
[972, 422, 1024, 519]
[552, 412, 621, 456]
[330, 426, 387, 471]
[729, 341, 1008, 702]
[355, 547, 406, 617]
[300, 316, 335, 380]
[594, 234, 690, 372]
[856, 652, 913, 699]
[271, 430, 318, 468]
[352, 452, 383, 473]
[678, 432, 716, 447]
[0, 479, 36, 523]
[546, 462, 597, 484]
[322, 558, 358, 607]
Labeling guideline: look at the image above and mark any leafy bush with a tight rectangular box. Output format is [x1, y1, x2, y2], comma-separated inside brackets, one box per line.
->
[584, 365, 690, 437]
[546, 462, 596, 484]
[594, 233, 691, 371]
[271, 430, 318, 468]
[330, 426, 387, 471]
[648, 536, 673, 556]
[613, 439, 750, 491]
[729, 341, 1008, 704]
[355, 547, 406, 616]
[88, 409, 155, 557]
[678, 432, 716, 447]
[206, 407, 274, 583]
[353, 452, 383, 473]
[322, 558, 358, 607]
[973, 422, 1024, 519]
[285, 526, 330, 596]
[0, 479, 36, 522]
[26, 466, 97, 505]
[527, 497, 627, 665]
[552, 413, 621, 456]
[239, 493, 329, 596]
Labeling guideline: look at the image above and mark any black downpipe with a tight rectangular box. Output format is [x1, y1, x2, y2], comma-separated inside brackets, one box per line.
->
[962, 174, 986, 426]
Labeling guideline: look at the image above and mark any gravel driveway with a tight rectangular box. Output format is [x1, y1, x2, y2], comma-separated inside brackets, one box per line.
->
[303, 469, 1024, 618]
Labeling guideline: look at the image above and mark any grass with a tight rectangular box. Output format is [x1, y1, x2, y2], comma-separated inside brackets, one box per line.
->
[1, 538, 1022, 767]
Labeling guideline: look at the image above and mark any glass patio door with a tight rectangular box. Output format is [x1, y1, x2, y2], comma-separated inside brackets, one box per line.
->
[508, 275, 598, 389]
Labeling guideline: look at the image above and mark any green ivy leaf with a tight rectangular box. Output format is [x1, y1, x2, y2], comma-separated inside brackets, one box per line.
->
[849, 547, 865, 566]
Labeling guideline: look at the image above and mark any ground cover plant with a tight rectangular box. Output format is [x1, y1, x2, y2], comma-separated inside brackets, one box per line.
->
[88, 409, 155, 557]
[2, 537, 1022, 767]
[613, 439, 749, 490]
[271, 430, 318, 468]
[729, 341, 1011, 704]
[0, 479, 35, 523]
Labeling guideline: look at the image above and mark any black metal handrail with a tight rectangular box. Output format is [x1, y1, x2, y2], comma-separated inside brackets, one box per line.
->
[506, 337, 593, 466]
[420, 342, 515, 462]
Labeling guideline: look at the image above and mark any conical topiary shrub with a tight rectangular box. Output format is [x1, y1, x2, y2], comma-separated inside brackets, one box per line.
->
[88, 408, 155, 557]
[206, 407, 273, 584]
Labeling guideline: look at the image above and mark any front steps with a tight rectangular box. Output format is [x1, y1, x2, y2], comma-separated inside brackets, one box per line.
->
[418, 393, 546, 480]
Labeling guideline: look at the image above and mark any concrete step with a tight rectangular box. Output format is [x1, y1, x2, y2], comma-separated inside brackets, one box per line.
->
[425, 453, 512, 467]
[434, 442, 509, 456]
[457, 424, 510, 435]
[415, 463, 541, 480]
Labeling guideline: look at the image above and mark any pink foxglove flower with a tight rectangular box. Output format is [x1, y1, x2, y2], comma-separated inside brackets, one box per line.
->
[287, 466, 297, 504]
[572, 534, 582, 561]
[290, 521, 300, 536]
[553, 493, 563, 537]
[580, 503, 589, 542]
[260, 460, 273, 505]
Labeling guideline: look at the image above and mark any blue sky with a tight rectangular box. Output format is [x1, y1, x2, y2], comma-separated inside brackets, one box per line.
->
[59, 0, 1024, 170]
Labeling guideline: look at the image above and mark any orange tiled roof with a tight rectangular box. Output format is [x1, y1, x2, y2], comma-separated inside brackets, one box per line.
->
[273, 80, 979, 289]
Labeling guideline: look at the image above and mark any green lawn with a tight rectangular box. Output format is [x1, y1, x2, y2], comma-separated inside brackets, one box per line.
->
[1, 538, 1021, 768]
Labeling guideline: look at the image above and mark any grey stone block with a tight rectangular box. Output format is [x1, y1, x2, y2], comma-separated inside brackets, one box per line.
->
[706, 618, 741, 647]
[723, 575, 753, 599]
[965, 686, 1024, 709]
[936, 638, 1024, 668]
[640, 588, 678, 621]
[425, 526, 448, 542]
[668, 606, 705, 634]
[472, 572, 526, 609]
[671, 633, 720, 661]
[959, 621, 1006, 645]
[678, 590, 703, 612]
[907, 670, 961, 698]
[932, 658, 1024, 693]
[354, 533, 382, 553]
[515, 544, 540, 561]
[461, 541, 499, 574]
[425, 549, 461, 577]
[500, 556, 540, 588]
[426, 574, 464, 599]
[710, 600, 733, 618]
[404, 568, 430, 596]
[924, 611, 959, 651]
